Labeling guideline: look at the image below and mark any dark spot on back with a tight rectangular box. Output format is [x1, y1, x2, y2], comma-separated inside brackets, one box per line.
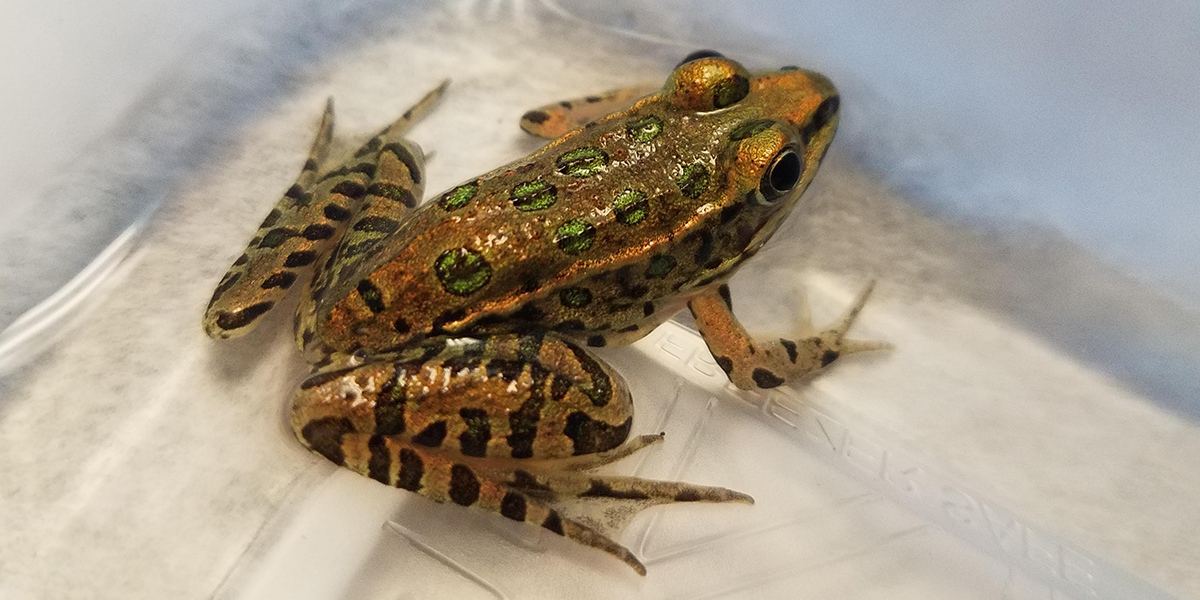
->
[821, 349, 840, 366]
[285, 184, 306, 200]
[523, 110, 550, 124]
[261, 209, 283, 228]
[396, 448, 423, 491]
[449, 464, 481, 506]
[381, 143, 422, 184]
[352, 216, 401, 235]
[393, 316, 411, 335]
[356, 279, 386, 313]
[500, 492, 527, 522]
[374, 377, 407, 436]
[261, 271, 297, 290]
[323, 204, 351, 221]
[542, 510, 565, 535]
[367, 182, 416, 208]
[412, 421, 447, 447]
[300, 417, 355, 465]
[715, 355, 734, 375]
[752, 368, 785, 388]
[284, 250, 317, 267]
[302, 224, 336, 240]
[458, 408, 491, 457]
[330, 180, 367, 199]
[259, 228, 298, 248]
[781, 339, 798, 363]
[562, 412, 630, 455]
[580, 479, 650, 500]
[367, 435, 391, 483]
[554, 320, 586, 332]
[215, 302, 274, 330]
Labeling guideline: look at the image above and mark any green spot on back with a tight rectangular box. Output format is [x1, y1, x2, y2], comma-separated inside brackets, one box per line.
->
[559, 287, 593, 308]
[438, 182, 479, 210]
[612, 189, 648, 225]
[555, 147, 608, 178]
[511, 180, 557, 211]
[555, 220, 596, 255]
[626, 115, 663, 143]
[677, 163, 710, 199]
[644, 254, 678, 279]
[435, 248, 492, 296]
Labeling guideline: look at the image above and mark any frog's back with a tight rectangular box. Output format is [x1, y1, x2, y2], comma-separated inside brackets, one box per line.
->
[313, 57, 839, 354]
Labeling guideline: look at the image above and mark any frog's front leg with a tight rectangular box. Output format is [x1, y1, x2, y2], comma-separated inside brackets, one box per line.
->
[519, 83, 659, 139]
[292, 333, 751, 575]
[689, 282, 891, 390]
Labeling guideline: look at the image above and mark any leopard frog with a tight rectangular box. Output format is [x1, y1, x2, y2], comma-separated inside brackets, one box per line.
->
[202, 50, 885, 574]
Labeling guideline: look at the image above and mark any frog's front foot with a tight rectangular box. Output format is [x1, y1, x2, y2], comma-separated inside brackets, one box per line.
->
[689, 281, 891, 390]
[793, 279, 893, 368]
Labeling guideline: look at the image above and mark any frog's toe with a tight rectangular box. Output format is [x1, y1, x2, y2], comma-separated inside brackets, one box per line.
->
[822, 279, 877, 342]
[837, 337, 894, 355]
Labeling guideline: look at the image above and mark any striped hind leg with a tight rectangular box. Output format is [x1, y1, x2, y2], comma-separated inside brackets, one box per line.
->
[295, 81, 451, 353]
[305, 430, 748, 575]
[203, 81, 449, 340]
[292, 334, 753, 575]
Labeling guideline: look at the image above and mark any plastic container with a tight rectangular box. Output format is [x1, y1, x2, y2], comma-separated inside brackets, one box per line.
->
[2, 1, 1197, 598]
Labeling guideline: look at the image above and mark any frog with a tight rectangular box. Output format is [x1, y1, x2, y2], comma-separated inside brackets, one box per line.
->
[202, 50, 887, 575]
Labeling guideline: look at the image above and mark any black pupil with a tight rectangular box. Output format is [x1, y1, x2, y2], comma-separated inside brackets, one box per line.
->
[769, 151, 802, 192]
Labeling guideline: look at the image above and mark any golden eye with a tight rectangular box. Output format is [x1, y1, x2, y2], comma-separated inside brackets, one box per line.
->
[757, 148, 803, 205]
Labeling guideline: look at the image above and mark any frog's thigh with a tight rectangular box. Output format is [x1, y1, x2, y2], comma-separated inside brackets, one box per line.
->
[520, 82, 659, 139]
[293, 334, 636, 463]
[688, 283, 890, 390]
[292, 335, 750, 575]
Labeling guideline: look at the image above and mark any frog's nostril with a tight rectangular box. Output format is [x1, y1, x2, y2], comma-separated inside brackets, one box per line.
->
[677, 49, 724, 67]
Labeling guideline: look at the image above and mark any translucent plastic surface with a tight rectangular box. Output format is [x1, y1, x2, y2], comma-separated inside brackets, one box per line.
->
[1, 2, 1197, 599]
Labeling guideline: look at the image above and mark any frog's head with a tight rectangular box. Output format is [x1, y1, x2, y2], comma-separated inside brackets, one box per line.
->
[657, 51, 839, 266]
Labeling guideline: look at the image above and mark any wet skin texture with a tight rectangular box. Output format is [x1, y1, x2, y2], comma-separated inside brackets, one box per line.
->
[203, 51, 885, 575]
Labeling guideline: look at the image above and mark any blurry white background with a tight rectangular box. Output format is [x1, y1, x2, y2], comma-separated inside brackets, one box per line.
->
[3, 0, 1197, 302]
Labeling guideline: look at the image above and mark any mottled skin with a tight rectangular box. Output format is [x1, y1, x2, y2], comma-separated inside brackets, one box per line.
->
[202, 51, 886, 574]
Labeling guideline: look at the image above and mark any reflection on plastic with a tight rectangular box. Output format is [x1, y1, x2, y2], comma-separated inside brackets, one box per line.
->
[639, 320, 1176, 600]
[384, 521, 510, 600]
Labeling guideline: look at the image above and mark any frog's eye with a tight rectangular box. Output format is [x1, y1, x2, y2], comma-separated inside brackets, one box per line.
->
[665, 56, 752, 112]
[758, 148, 803, 205]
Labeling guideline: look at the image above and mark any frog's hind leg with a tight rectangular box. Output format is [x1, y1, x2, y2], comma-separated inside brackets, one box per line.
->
[294, 81, 454, 353]
[203, 81, 448, 340]
[299, 429, 746, 576]
[203, 99, 337, 339]
[292, 334, 751, 574]
[520, 83, 659, 139]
